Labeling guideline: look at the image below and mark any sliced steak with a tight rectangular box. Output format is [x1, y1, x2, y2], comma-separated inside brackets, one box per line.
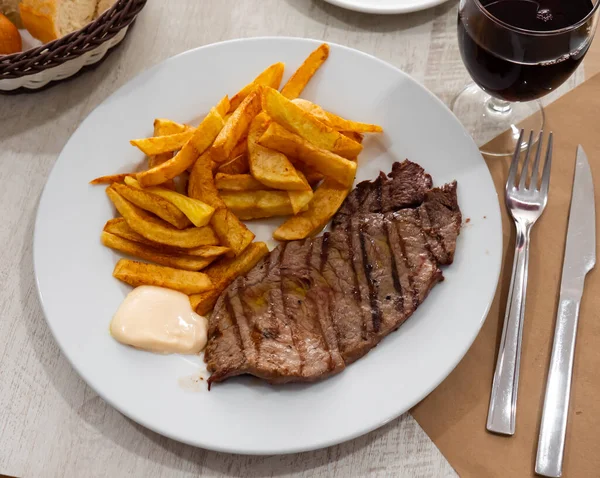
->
[332, 160, 433, 228]
[205, 161, 461, 385]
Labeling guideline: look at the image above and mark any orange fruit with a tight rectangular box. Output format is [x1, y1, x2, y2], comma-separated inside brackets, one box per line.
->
[0, 13, 22, 55]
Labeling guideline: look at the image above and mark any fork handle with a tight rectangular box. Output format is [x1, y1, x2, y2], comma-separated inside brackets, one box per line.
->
[487, 221, 531, 435]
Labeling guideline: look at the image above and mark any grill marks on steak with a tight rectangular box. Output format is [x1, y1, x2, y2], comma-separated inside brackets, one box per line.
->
[205, 160, 462, 385]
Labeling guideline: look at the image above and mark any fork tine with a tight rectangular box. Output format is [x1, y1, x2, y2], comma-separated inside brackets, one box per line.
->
[518, 130, 535, 190]
[530, 131, 544, 190]
[540, 132, 553, 196]
[506, 129, 524, 191]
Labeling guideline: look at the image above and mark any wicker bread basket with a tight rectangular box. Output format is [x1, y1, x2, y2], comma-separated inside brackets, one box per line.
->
[0, 0, 147, 92]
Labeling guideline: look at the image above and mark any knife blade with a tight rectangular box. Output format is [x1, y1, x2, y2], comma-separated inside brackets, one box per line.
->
[535, 145, 596, 478]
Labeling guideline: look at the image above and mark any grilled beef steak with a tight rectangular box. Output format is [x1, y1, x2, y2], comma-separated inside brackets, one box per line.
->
[205, 161, 462, 385]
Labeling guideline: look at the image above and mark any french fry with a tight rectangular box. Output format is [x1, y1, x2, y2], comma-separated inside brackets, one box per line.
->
[149, 120, 187, 190]
[124, 177, 214, 227]
[104, 219, 229, 258]
[188, 151, 255, 255]
[229, 135, 248, 160]
[247, 112, 308, 191]
[189, 242, 269, 315]
[261, 86, 362, 159]
[211, 208, 255, 255]
[220, 190, 297, 220]
[101, 232, 216, 271]
[215, 95, 230, 117]
[130, 131, 195, 156]
[215, 173, 266, 191]
[113, 259, 213, 295]
[229, 63, 285, 112]
[217, 153, 250, 175]
[281, 43, 329, 100]
[188, 151, 226, 208]
[106, 187, 219, 248]
[112, 183, 191, 229]
[341, 130, 364, 144]
[292, 98, 383, 133]
[287, 171, 314, 215]
[295, 165, 324, 187]
[273, 177, 353, 240]
[153, 119, 191, 135]
[137, 107, 225, 187]
[90, 173, 134, 185]
[212, 90, 262, 163]
[258, 122, 357, 187]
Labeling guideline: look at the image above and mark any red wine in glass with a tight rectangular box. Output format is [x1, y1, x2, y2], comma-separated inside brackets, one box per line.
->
[458, 0, 595, 102]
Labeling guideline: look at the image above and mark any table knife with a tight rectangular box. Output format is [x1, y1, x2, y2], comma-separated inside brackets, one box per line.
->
[535, 145, 596, 478]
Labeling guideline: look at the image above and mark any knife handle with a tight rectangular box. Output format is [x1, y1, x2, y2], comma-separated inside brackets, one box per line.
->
[535, 296, 581, 478]
[487, 222, 531, 435]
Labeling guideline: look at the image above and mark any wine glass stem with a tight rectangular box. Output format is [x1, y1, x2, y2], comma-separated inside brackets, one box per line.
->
[487, 97, 512, 115]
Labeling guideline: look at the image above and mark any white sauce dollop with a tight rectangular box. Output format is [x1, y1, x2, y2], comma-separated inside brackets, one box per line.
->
[110, 286, 208, 354]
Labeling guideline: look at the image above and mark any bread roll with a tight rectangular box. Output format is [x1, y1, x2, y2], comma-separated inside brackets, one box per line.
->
[20, 0, 97, 43]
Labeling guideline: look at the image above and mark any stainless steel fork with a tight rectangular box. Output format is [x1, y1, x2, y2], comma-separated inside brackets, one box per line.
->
[486, 130, 553, 436]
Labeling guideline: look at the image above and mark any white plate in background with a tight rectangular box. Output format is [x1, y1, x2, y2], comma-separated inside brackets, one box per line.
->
[323, 0, 449, 14]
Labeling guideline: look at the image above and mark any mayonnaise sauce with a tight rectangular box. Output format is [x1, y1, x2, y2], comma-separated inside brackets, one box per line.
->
[110, 286, 208, 354]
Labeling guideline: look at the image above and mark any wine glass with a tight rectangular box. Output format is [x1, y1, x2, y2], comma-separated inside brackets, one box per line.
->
[453, 0, 600, 156]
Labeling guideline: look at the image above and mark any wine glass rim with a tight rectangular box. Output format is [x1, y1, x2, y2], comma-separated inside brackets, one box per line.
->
[473, 0, 600, 36]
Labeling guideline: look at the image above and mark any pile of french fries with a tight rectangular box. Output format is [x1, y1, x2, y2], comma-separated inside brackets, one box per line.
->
[92, 43, 382, 315]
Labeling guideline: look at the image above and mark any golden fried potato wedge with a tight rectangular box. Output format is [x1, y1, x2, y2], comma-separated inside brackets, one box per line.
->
[112, 183, 191, 229]
[273, 177, 352, 240]
[104, 219, 229, 258]
[90, 173, 134, 185]
[102, 232, 216, 271]
[131, 131, 194, 156]
[281, 43, 329, 100]
[210, 208, 255, 255]
[292, 99, 382, 133]
[220, 190, 297, 220]
[217, 153, 250, 175]
[137, 107, 225, 187]
[229, 62, 285, 112]
[189, 242, 269, 315]
[215, 173, 266, 191]
[229, 135, 248, 160]
[247, 112, 308, 191]
[113, 259, 213, 295]
[341, 130, 364, 144]
[188, 151, 226, 208]
[106, 187, 219, 248]
[124, 176, 214, 227]
[153, 119, 191, 135]
[287, 171, 314, 214]
[149, 120, 183, 190]
[104, 218, 156, 245]
[215, 95, 231, 117]
[258, 122, 357, 187]
[295, 165, 324, 187]
[188, 151, 255, 255]
[261, 86, 362, 159]
[212, 90, 262, 163]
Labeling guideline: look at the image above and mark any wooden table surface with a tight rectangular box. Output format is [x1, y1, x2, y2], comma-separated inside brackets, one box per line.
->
[1, 1, 596, 477]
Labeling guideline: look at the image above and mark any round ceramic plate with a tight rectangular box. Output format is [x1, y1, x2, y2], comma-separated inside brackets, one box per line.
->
[322, 0, 448, 14]
[34, 37, 502, 454]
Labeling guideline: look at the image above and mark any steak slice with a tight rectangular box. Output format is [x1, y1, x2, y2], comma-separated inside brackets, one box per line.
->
[332, 160, 433, 228]
[205, 161, 461, 385]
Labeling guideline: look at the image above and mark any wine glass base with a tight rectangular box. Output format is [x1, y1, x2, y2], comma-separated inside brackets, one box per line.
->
[451, 83, 545, 157]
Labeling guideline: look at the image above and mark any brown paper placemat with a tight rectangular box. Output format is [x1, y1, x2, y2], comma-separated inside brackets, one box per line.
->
[412, 74, 600, 478]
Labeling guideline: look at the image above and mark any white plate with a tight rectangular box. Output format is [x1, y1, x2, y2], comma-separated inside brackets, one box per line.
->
[34, 37, 502, 455]
[323, 0, 449, 14]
